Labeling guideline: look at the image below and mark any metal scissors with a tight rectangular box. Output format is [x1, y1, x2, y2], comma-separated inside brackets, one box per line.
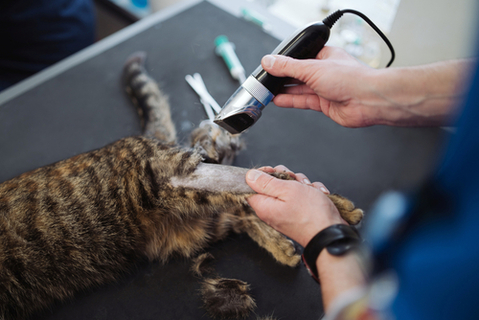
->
[185, 73, 221, 121]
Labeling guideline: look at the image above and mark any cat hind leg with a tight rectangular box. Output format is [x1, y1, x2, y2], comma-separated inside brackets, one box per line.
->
[123, 52, 177, 144]
[190, 252, 257, 319]
[200, 277, 256, 319]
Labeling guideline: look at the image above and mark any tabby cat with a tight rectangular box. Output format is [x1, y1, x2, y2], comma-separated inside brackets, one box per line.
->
[0, 52, 363, 319]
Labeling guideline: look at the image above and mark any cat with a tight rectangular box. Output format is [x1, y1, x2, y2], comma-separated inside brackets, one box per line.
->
[0, 52, 363, 320]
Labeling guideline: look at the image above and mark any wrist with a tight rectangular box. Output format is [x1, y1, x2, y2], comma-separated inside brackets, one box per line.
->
[366, 61, 471, 126]
[362, 68, 425, 126]
[316, 250, 367, 313]
[302, 224, 361, 282]
[299, 220, 347, 248]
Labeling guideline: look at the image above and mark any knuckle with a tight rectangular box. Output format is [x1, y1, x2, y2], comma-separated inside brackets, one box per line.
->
[295, 172, 306, 179]
[259, 174, 275, 191]
[278, 57, 294, 75]
[312, 182, 325, 189]
[274, 164, 290, 172]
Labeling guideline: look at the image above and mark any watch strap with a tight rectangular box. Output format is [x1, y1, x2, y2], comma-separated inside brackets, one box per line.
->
[302, 224, 361, 282]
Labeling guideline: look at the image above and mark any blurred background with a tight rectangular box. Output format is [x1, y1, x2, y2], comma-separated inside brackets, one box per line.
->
[2, 0, 476, 92]
[97, 0, 478, 67]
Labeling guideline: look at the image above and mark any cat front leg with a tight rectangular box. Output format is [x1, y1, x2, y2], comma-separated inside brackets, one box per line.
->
[169, 164, 363, 267]
[240, 214, 301, 267]
[327, 194, 364, 225]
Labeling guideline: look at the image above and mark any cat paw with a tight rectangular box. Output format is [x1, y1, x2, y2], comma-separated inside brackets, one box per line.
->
[190, 121, 243, 165]
[269, 171, 295, 181]
[270, 238, 301, 267]
[327, 194, 364, 225]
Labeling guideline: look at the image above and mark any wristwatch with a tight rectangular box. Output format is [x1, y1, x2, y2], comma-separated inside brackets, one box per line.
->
[302, 224, 361, 282]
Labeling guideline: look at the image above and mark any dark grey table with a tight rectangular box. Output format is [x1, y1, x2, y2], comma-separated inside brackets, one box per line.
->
[0, 0, 446, 319]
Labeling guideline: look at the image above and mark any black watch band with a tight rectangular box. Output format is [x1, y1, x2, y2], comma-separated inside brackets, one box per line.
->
[302, 224, 361, 282]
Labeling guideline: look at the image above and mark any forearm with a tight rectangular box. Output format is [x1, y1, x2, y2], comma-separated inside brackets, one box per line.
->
[316, 250, 366, 314]
[367, 59, 475, 126]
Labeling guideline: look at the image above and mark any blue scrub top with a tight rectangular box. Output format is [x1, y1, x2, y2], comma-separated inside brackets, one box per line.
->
[0, 0, 95, 90]
[391, 59, 479, 318]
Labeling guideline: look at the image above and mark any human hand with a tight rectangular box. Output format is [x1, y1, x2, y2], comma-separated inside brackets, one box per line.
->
[261, 46, 380, 128]
[262, 46, 471, 127]
[246, 165, 346, 247]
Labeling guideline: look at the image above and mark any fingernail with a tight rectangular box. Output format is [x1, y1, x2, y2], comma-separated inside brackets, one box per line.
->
[303, 178, 311, 185]
[262, 55, 276, 69]
[246, 169, 263, 182]
[320, 187, 329, 194]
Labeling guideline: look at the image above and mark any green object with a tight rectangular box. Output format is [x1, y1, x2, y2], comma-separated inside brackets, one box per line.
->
[214, 35, 246, 83]
[214, 35, 229, 48]
[214, 35, 234, 70]
[240, 8, 266, 28]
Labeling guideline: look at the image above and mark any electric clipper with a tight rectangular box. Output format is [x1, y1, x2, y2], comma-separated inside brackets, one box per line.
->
[214, 9, 395, 134]
[214, 21, 331, 134]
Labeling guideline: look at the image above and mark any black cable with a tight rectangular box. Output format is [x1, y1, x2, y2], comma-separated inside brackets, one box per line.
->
[323, 9, 396, 68]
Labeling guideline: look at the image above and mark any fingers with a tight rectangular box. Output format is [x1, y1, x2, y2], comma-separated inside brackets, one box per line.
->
[264, 79, 311, 93]
[317, 46, 354, 61]
[294, 172, 311, 185]
[262, 55, 328, 111]
[273, 164, 297, 179]
[273, 93, 322, 111]
[292, 172, 330, 194]
[246, 169, 290, 198]
[247, 164, 303, 198]
[257, 166, 275, 173]
[282, 84, 316, 95]
[312, 182, 330, 194]
[264, 165, 303, 182]
[258, 165, 294, 178]
[272, 164, 292, 173]
[259, 165, 295, 178]
[271, 81, 322, 111]
[261, 55, 318, 83]
[250, 166, 330, 194]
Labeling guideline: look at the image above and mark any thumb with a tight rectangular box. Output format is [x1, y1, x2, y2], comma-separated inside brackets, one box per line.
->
[246, 169, 288, 198]
[261, 55, 317, 82]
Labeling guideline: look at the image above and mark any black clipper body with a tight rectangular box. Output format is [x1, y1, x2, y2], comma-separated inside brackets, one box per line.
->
[214, 22, 331, 134]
